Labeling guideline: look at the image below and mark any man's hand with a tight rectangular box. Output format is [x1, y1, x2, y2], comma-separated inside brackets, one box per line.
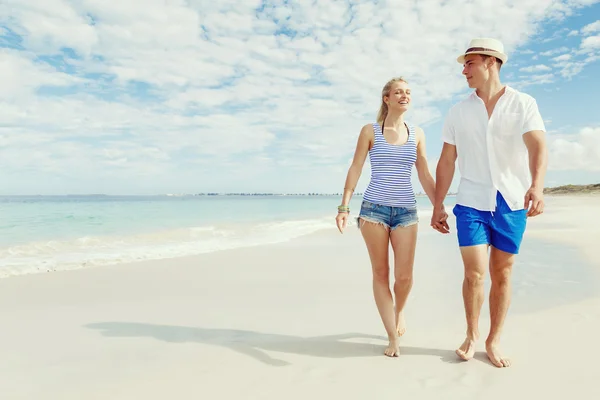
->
[524, 186, 544, 217]
[430, 206, 450, 234]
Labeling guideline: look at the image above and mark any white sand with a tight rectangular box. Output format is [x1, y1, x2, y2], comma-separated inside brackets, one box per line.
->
[525, 194, 600, 266]
[0, 195, 598, 399]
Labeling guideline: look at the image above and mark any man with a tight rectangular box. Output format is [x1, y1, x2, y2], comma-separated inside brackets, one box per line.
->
[431, 38, 547, 368]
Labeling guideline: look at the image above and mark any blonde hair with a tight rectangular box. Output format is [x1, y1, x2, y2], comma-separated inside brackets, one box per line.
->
[376, 77, 408, 125]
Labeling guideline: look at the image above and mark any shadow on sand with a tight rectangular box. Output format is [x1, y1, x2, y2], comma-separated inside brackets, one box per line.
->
[85, 322, 471, 367]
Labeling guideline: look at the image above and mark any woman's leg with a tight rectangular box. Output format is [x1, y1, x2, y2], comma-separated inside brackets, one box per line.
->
[359, 219, 398, 356]
[389, 223, 418, 337]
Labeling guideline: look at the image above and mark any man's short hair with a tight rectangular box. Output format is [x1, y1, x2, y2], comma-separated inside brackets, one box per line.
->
[480, 54, 503, 71]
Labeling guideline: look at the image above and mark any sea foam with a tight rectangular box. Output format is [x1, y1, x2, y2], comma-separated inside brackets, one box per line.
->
[0, 217, 334, 278]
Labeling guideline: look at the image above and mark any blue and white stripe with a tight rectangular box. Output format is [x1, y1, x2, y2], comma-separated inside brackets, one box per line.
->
[362, 122, 417, 208]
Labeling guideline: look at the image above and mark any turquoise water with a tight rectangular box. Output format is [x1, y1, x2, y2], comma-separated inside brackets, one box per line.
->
[0, 195, 359, 246]
[0, 195, 443, 277]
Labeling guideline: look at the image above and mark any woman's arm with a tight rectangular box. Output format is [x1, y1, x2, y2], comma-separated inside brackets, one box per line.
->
[336, 124, 372, 233]
[414, 126, 436, 206]
[340, 124, 373, 207]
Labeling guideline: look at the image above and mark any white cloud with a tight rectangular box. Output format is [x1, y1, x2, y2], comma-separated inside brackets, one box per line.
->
[581, 20, 600, 35]
[1, 0, 99, 56]
[548, 127, 600, 171]
[581, 35, 600, 51]
[558, 61, 586, 78]
[546, 0, 600, 19]
[545, 19, 600, 79]
[585, 53, 600, 63]
[553, 53, 572, 61]
[0, 49, 81, 99]
[519, 64, 553, 72]
[0, 0, 599, 194]
[540, 46, 570, 56]
[514, 73, 556, 87]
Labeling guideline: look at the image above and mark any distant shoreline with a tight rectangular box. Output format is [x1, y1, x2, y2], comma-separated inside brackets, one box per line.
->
[543, 183, 600, 195]
[0, 193, 457, 198]
[1, 183, 598, 197]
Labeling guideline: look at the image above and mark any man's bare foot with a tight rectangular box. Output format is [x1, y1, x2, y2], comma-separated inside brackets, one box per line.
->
[384, 337, 400, 357]
[486, 342, 511, 368]
[456, 338, 476, 361]
[396, 312, 406, 336]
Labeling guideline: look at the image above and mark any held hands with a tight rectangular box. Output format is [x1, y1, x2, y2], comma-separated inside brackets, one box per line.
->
[524, 186, 544, 217]
[430, 205, 450, 234]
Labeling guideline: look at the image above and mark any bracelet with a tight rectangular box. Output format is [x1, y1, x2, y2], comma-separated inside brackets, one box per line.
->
[344, 187, 354, 192]
[337, 205, 350, 213]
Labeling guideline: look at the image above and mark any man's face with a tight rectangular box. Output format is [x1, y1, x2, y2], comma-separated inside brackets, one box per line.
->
[462, 54, 492, 88]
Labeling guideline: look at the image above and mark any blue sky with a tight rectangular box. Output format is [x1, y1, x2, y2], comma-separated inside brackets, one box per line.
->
[0, 0, 599, 195]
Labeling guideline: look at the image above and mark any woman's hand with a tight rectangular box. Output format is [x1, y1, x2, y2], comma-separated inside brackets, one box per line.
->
[336, 211, 349, 233]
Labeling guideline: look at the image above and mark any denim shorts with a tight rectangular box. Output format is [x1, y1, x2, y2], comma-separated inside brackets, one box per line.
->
[357, 200, 419, 230]
[452, 191, 527, 254]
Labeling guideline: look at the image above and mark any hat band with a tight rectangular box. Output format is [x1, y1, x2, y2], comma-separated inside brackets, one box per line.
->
[465, 47, 499, 53]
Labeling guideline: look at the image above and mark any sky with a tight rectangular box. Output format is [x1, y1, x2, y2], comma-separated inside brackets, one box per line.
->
[0, 0, 599, 195]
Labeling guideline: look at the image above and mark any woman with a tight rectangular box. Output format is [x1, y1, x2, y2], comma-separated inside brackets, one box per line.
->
[335, 77, 443, 357]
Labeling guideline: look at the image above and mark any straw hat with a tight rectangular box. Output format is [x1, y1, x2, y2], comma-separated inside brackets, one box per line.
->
[456, 38, 508, 65]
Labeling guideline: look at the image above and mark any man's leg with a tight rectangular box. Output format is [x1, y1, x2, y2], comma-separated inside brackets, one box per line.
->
[452, 204, 491, 361]
[484, 192, 527, 367]
[486, 247, 515, 367]
[456, 244, 488, 360]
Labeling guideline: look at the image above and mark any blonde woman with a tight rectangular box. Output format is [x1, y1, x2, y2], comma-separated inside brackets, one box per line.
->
[336, 77, 443, 357]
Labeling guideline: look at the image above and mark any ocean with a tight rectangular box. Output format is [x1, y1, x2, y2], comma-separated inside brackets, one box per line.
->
[0, 195, 441, 278]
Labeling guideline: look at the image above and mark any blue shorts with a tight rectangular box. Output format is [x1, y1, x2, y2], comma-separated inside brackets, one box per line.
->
[357, 200, 419, 230]
[452, 192, 527, 254]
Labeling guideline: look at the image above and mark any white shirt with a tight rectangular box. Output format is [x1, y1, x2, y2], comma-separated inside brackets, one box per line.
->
[442, 86, 546, 211]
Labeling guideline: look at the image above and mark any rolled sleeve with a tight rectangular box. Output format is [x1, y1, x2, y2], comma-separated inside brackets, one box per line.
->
[523, 99, 546, 134]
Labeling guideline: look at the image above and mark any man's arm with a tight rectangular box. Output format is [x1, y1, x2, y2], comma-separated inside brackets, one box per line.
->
[522, 130, 547, 217]
[431, 143, 457, 233]
[434, 143, 457, 207]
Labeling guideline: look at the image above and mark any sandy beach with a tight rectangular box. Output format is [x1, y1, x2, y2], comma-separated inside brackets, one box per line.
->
[0, 195, 598, 400]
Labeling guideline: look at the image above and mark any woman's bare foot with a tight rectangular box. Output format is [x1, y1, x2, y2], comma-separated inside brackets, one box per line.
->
[456, 338, 476, 361]
[384, 337, 400, 357]
[396, 312, 406, 336]
[486, 341, 511, 367]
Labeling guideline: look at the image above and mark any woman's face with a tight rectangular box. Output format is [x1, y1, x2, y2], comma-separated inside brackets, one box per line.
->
[385, 81, 411, 111]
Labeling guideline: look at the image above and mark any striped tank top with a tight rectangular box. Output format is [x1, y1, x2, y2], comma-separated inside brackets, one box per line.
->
[362, 122, 417, 208]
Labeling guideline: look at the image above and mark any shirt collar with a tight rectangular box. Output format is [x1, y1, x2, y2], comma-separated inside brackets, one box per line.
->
[469, 85, 513, 101]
